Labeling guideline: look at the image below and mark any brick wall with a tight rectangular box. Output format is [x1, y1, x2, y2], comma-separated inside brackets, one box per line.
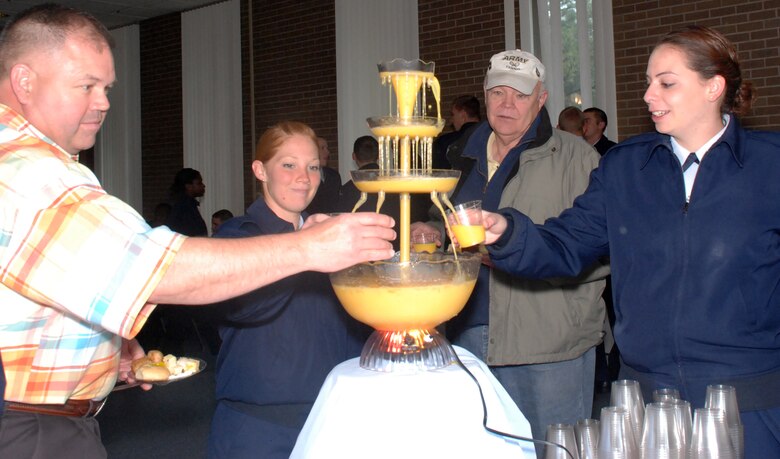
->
[418, 0, 512, 129]
[139, 13, 183, 220]
[135, 1, 780, 215]
[612, 0, 780, 140]
[248, 0, 338, 164]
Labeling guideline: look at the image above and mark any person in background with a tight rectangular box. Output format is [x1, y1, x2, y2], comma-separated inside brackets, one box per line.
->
[166, 167, 208, 237]
[582, 107, 617, 155]
[412, 49, 606, 457]
[557, 106, 585, 136]
[482, 25, 780, 457]
[207, 121, 370, 459]
[337, 135, 424, 251]
[211, 208, 234, 235]
[304, 136, 341, 215]
[432, 95, 482, 170]
[0, 6, 394, 458]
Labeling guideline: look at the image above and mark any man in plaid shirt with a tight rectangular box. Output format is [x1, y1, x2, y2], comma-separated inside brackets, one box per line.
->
[0, 5, 395, 458]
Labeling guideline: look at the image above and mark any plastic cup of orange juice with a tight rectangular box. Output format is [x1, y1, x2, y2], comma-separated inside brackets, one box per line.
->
[412, 232, 438, 253]
[446, 200, 485, 248]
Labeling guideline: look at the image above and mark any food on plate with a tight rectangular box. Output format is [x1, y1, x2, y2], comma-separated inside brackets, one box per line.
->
[134, 363, 170, 381]
[162, 354, 201, 376]
[132, 350, 201, 382]
[148, 349, 164, 363]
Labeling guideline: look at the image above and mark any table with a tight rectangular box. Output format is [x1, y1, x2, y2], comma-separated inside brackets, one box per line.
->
[291, 346, 536, 458]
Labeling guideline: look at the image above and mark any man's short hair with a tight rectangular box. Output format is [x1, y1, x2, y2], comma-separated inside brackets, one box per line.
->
[0, 4, 114, 79]
[558, 106, 584, 134]
[452, 95, 481, 121]
[212, 209, 234, 222]
[584, 107, 608, 127]
[352, 135, 379, 164]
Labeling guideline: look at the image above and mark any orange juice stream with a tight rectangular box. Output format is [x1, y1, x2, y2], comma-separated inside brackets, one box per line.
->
[351, 192, 368, 213]
[430, 191, 458, 262]
[399, 136, 411, 263]
[376, 190, 385, 213]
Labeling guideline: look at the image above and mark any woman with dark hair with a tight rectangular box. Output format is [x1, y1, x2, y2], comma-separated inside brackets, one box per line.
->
[206, 121, 368, 459]
[482, 25, 779, 455]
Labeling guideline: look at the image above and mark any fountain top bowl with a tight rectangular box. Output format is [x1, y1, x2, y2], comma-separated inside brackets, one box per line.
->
[378, 58, 435, 74]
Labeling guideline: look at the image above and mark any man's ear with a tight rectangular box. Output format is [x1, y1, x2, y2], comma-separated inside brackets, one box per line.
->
[10, 64, 34, 104]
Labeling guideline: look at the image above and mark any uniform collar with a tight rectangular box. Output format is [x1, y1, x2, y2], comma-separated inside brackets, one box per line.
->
[640, 114, 744, 170]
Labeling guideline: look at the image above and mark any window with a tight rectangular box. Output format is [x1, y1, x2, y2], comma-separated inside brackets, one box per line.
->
[517, 0, 617, 138]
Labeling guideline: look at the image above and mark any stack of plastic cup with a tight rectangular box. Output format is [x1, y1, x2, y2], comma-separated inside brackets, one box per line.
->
[652, 388, 680, 404]
[639, 402, 686, 458]
[611, 380, 645, 447]
[599, 406, 639, 459]
[704, 384, 743, 459]
[544, 423, 580, 459]
[574, 419, 600, 459]
[668, 399, 692, 449]
[689, 407, 735, 459]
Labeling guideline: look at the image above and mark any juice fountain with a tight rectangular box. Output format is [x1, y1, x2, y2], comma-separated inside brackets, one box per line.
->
[330, 58, 482, 372]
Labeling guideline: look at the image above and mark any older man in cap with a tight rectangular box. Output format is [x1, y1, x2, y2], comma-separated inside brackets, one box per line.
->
[414, 49, 606, 455]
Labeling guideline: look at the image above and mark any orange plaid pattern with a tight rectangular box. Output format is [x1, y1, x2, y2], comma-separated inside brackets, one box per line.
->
[0, 104, 186, 403]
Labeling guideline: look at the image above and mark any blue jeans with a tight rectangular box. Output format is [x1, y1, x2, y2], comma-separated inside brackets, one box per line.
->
[454, 325, 596, 458]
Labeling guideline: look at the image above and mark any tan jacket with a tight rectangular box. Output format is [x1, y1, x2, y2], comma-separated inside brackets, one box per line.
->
[486, 129, 607, 366]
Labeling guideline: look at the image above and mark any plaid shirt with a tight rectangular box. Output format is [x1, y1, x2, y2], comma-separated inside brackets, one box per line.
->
[0, 105, 186, 403]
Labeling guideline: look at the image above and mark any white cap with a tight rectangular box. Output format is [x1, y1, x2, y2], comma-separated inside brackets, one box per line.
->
[484, 50, 546, 94]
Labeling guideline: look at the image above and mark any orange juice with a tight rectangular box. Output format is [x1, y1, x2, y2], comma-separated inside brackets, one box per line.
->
[412, 243, 437, 253]
[370, 123, 442, 139]
[380, 70, 433, 119]
[353, 176, 458, 194]
[332, 279, 477, 330]
[452, 224, 485, 248]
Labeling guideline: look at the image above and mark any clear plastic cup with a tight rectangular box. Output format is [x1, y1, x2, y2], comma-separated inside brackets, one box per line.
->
[610, 379, 645, 447]
[544, 423, 580, 459]
[575, 418, 599, 459]
[599, 406, 639, 459]
[652, 387, 680, 403]
[689, 407, 735, 459]
[704, 384, 742, 459]
[640, 402, 685, 459]
[411, 232, 437, 253]
[669, 399, 692, 449]
[446, 200, 484, 248]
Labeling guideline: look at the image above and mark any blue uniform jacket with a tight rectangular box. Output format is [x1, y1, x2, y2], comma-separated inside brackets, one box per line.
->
[489, 117, 780, 410]
[212, 198, 368, 406]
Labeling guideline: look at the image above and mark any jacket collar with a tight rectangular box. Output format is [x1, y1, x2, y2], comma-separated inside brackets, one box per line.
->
[640, 114, 744, 169]
[244, 197, 299, 234]
[462, 106, 552, 165]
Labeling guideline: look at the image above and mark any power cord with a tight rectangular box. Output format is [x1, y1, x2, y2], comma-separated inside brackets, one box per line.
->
[452, 351, 576, 459]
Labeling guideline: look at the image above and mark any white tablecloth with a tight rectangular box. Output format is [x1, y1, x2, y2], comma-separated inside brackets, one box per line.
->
[291, 346, 536, 458]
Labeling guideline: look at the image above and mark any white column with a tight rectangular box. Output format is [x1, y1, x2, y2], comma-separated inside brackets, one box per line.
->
[181, 0, 244, 225]
[95, 25, 142, 213]
[593, 0, 618, 139]
[335, 0, 419, 181]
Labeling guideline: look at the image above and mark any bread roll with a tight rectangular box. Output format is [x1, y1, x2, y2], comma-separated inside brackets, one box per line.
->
[135, 364, 170, 381]
[131, 356, 151, 373]
[148, 349, 164, 363]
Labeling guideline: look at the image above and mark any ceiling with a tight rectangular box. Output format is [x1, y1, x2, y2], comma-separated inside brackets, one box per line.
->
[0, 0, 224, 30]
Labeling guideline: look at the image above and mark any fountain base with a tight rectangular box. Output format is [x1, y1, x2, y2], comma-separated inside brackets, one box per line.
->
[359, 328, 458, 372]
